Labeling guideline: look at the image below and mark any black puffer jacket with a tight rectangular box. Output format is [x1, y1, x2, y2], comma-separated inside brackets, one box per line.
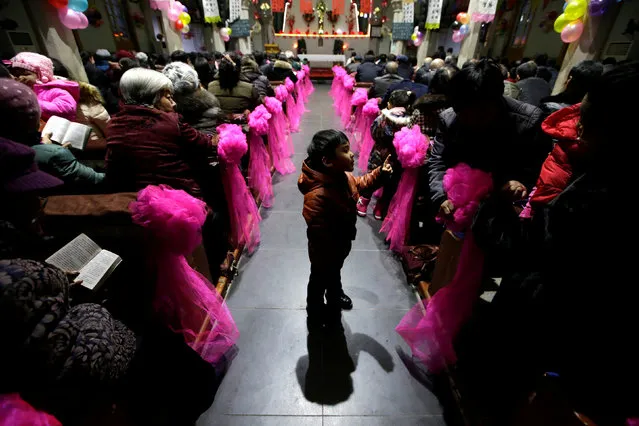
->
[356, 61, 381, 82]
[268, 60, 297, 83]
[428, 96, 551, 207]
[240, 60, 275, 99]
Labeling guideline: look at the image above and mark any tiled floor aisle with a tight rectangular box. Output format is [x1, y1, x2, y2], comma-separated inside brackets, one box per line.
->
[197, 84, 445, 426]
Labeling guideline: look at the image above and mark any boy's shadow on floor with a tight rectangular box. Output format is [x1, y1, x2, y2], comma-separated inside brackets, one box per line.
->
[295, 322, 394, 405]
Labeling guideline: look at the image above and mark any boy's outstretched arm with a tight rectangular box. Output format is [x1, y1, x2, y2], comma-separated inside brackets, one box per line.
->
[354, 155, 393, 193]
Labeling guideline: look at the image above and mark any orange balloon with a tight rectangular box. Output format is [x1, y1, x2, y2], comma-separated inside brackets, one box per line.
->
[174, 19, 184, 30]
[457, 12, 470, 25]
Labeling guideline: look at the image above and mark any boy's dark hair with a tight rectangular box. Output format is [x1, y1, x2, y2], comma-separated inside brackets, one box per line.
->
[388, 89, 416, 111]
[364, 54, 375, 63]
[254, 51, 265, 65]
[388, 54, 397, 62]
[449, 59, 504, 111]
[307, 129, 349, 170]
[50, 57, 71, 79]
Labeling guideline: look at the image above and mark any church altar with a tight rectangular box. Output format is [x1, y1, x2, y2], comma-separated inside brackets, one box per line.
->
[298, 54, 346, 65]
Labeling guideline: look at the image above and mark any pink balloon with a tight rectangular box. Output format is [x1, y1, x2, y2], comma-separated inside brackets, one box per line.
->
[58, 6, 88, 29]
[452, 30, 464, 43]
[167, 7, 180, 21]
[151, 0, 171, 10]
[560, 20, 584, 43]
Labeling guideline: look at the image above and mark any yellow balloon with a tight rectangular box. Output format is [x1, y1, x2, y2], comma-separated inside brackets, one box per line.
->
[554, 13, 570, 33]
[179, 12, 191, 25]
[564, 0, 587, 20]
[411, 33, 417, 40]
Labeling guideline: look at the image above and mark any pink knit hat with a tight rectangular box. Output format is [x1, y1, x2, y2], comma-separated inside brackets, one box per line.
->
[10, 52, 54, 84]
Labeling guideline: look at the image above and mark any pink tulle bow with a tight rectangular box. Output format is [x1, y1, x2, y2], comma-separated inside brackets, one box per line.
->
[275, 84, 288, 102]
[0, 394, 61, 426]
[349, 88, 369, 153]
[396, 232, 484, 372]
[331, 67, 347, 114]
[380, 126, 430, 252]
[130, 185, 239, 364]
[248, 105, 274, 208]
[284, 77, 301, 133]
[436, 163, 494, 233]
[339, 75, 356, 129]
[264, 96, 295, 175]
[217, 124, 261, 252]
[358, 98, 381, 171]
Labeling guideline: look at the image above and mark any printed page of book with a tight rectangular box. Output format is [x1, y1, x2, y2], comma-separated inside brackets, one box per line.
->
[41, 115, 70, 144]
[64, 122, 92, 150]
[76, 250, 121, 290]
[46, 233, 101, 273]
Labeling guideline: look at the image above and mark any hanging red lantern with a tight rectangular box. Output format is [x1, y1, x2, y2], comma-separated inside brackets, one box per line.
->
[254, 11, 260, 20]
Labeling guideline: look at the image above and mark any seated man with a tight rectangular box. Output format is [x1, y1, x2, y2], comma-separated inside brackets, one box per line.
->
[515, 61, 551, 107]
[380, 67, 430, 109]
[368, 62, 404, 99]
[356, 54, 381, 83]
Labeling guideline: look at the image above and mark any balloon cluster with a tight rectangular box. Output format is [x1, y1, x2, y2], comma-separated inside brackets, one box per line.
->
[150, 0, 192, 34]
[220, 26, 232, 42]
[411, 26, 424, 46]
[48, 0, 89, 30]
[451, 12, 470, 43]
[554, 0, 610, 43]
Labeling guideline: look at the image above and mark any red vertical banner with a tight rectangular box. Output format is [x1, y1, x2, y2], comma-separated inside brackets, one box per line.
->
[301, 0, 314, 13]
[360, 0, 372, 14]
[272, 0, 285, 12]
[332, 0, 344, 14]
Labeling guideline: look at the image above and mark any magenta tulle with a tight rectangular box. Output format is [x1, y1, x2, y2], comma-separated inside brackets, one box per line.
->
[396, 232, 484, 372]
[339, 75, 355, 128]
[331, 69, 347, 114]
[130, 185, 240, 364]
[275, 84, 288, 103]
[285, 77, 301, 133]
[248, 106, 274, 208]
[358, 98, 381, 171]
[349, 88, 368, 152]
[301, 65, 315, 99]
[380, 126, 429, 252]
[296, 71, 309, 106]
[217, 124, 261, 252]
[264, 96, 295, 175]
[0, 394, 61, 426]
[435, 163, 493, 233]
[519, 187, 536, 219]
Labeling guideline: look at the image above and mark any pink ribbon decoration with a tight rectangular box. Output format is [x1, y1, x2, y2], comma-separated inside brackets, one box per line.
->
[358, 98, 381, 171]
[397, 163, 493, 372]
[348, 88, 369, 153]
[264, 96, 295, 175]
[296, 70, 309, 106]
[284, 77, 301, 132]
[217, 124, 262, 253]
[396, 232, 484, 372]
[302, 64, 315, 99]
[330, 66, 347, 112]
[130, 185, 240, 364]
[0, 394, 61, 426]
[380, 126, 429, 252]
[248, 105, 274, 208]
[339, 74, 355, 129]
[435, 163, 494, 233]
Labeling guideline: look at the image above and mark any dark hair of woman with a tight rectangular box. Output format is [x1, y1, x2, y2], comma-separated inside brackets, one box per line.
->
[194, 56, 214, 88]
[388, 89, 416, 112]
[218, 53, 241, 90]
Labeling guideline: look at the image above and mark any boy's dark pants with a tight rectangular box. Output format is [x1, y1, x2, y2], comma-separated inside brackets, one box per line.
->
[307, 231, 352, 318]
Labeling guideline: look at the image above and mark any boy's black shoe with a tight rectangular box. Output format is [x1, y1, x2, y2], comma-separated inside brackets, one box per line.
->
[338, 294, 353, 310]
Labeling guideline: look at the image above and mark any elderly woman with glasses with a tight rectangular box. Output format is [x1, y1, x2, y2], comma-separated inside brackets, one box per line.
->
[105, 68, 217, 203]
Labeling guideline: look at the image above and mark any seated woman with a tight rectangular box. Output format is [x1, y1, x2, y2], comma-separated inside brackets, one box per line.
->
[0, 79, 105, 193]
[75, 82, 110, 169]
[413, 65, 457, 138]
[105, 68, 216, 202]
[162, 61, 222, 133]
[208, 53, 260, 116]
[240, 56, 274, 100]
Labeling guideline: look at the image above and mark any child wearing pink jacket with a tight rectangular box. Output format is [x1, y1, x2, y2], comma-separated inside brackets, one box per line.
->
[10, 52, 79, 122]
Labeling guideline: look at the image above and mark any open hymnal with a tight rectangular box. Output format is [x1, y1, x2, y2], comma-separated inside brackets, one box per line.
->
[46, 234, 122, 291]
[41, 115, 92, 150]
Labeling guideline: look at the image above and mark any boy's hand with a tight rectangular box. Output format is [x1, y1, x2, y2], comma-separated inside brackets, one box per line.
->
[381, 155, 393, 175]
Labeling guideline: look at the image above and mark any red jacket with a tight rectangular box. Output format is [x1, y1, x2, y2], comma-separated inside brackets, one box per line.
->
[106, 104, 213, 199]
[530, 103, 587, 209]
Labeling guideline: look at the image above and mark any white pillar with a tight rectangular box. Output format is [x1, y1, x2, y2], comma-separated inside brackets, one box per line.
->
[237, 0, 252, 54]
[27, 0, 87, 82]
[416, 31, 430, 65]
[553, 7, 619, 94]
[457, 0, 482, 67]
[390, 0, 404, 55]
[160, 13, 184, 52]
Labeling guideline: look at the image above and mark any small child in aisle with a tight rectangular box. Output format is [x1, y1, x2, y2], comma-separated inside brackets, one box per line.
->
[298, 130, 393, 331]
[357, 90, 416, 220]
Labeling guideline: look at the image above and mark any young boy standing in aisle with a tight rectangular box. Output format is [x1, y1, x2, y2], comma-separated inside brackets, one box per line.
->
[298, 130, 392, 331]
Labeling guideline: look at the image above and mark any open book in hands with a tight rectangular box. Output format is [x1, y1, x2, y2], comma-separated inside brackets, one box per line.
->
[46, 234, 121, 291]
[41, 116, 92, 150]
